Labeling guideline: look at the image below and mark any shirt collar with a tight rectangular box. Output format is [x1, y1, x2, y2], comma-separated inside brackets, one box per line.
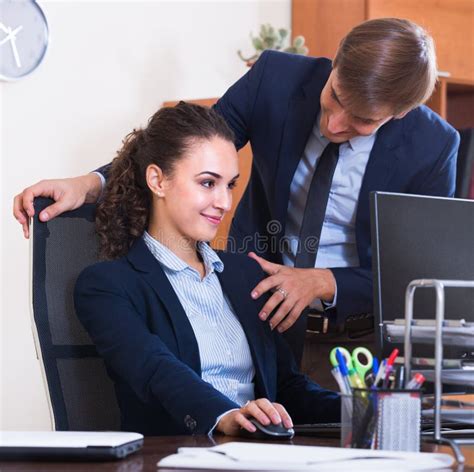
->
[347, 132, 377, 153]
[198, 240, 224, 273]
[143, 231, 224, 275]
[315, 111, 377, 152]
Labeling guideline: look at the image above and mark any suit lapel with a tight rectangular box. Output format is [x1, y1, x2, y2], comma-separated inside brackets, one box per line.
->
[127, 239, 201, 375]
[355, 118, 405, 262]
[359, 119, 404, 197]
[217, 262, 271, 398]
[274, 61, 332, 236]
[358, 120, 403, 217]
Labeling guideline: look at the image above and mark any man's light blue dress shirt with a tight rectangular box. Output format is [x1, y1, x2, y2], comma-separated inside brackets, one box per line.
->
[283, 114, 376, 308]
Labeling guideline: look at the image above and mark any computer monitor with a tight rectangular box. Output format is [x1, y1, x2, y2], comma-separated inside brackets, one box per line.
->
[370, 192, 474, 361]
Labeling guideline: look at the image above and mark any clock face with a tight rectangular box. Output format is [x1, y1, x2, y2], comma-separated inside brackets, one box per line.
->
[0, 0, 49, 81]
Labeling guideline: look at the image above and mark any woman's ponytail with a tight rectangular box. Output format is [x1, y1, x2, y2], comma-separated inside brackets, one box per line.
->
[96, 128, 150, 259]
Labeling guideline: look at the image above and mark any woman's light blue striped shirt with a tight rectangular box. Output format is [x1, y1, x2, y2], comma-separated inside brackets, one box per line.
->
[143, 232, 255, 406]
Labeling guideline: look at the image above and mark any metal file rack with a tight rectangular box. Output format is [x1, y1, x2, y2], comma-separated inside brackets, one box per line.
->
[403, 279, 474, 465]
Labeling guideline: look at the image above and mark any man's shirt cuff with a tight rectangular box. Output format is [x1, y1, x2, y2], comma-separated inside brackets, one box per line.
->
[322, 281, 337, 310]
[92, 171, 106, 202]
[310, 282, 337, 311]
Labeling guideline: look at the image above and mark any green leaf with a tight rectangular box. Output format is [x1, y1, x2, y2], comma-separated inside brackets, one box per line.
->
[252, 37, 264, 50]
[293, 35, 305, 48]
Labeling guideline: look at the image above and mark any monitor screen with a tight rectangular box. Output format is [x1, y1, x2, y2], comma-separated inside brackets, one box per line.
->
[370, 192, 474, 361]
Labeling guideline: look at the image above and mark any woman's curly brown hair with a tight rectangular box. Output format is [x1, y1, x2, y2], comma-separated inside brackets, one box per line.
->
[96, 102, 234, 260]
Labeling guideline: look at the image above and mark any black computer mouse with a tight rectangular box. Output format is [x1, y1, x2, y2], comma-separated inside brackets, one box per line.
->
[239, 418, 295, 440]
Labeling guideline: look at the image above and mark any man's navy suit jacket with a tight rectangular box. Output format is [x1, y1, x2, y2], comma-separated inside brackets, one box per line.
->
[96, 51, 459, 339]
[214, 50, 460, 322]
[74, 239, 340, 436]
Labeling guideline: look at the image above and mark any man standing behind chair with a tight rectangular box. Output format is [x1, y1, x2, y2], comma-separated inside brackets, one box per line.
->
[14, 19, 459, 387]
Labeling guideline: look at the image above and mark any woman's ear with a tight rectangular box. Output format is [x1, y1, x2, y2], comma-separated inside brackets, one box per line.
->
[146, 164, 166, 197]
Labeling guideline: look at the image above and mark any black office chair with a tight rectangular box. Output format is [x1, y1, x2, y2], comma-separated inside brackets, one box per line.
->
[455, 128, 474, 199]
[31, 197, 121, 431]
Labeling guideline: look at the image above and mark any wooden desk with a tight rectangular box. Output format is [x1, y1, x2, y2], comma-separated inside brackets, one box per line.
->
[0, 435, 473, 471]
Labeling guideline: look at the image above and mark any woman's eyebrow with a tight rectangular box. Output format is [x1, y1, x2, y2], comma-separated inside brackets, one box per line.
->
[196, 172, 240, 180]
[195, 171, 222, 178]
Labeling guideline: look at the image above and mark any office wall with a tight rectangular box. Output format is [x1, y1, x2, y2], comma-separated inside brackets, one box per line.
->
[0, 0, 290, 430]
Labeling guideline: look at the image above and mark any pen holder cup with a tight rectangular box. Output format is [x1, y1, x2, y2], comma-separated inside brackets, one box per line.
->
[341, 389, 422, 452]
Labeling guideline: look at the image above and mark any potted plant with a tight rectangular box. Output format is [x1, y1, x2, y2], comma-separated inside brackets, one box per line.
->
[238, 23, 309, 67]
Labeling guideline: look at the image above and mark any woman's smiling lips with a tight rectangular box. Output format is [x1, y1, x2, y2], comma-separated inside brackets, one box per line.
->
[201, 213, 223, 225]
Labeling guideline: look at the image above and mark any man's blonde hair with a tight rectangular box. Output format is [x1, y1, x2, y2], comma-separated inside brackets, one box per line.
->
[333, 18, 438, 116]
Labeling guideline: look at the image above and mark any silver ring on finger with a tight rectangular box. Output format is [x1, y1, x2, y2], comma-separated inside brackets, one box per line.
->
[277, 287, 288, 299]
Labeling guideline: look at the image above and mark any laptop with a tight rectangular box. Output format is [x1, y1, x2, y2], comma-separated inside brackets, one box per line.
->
[0, 431, 143, 461]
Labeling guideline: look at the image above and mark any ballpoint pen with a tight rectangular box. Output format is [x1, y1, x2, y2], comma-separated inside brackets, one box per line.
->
[395, 365, 405, 389]
[364, 372, 375, 388]
[331, 366, 351, 395]
[335, 348, 352, 393]
[382, 348, 399, 388]
[364, 357, 378, 388]
[373, 360, 386, 388]
[387, 348, 399, 367]
[372, 357, 379, 376]
[406, 372, 426, 389]
[382, 370, 390, 389]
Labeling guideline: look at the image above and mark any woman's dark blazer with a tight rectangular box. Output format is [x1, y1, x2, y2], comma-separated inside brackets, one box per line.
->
[74, 238, 340, 436]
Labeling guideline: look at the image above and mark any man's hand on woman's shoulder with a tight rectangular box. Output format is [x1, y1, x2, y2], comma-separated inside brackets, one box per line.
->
[13, 173, 102, 238]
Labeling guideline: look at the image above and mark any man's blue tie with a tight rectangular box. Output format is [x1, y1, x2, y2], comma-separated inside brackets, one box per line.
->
[294, 142, 341, 269]
[285, 141, 340, 366]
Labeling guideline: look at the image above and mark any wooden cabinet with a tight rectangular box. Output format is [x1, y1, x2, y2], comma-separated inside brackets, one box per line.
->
[427, 77, 474, 129]
[292, 0, 474, 127]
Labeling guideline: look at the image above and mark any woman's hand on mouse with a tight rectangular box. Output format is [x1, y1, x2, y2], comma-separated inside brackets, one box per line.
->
[216, 398, 293, 436]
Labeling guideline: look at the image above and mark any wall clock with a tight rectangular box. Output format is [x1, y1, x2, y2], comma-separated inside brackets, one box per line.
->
[0, 0, 49, 81]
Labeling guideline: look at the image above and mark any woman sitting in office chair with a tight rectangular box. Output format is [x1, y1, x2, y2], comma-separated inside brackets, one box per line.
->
[74, 102, 339, 436]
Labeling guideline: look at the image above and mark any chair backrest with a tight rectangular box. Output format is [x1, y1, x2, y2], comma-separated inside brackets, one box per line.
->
[31, 197, 121, 431]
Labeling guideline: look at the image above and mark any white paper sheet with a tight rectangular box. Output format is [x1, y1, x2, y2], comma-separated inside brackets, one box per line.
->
[157, 441, 454, 471]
